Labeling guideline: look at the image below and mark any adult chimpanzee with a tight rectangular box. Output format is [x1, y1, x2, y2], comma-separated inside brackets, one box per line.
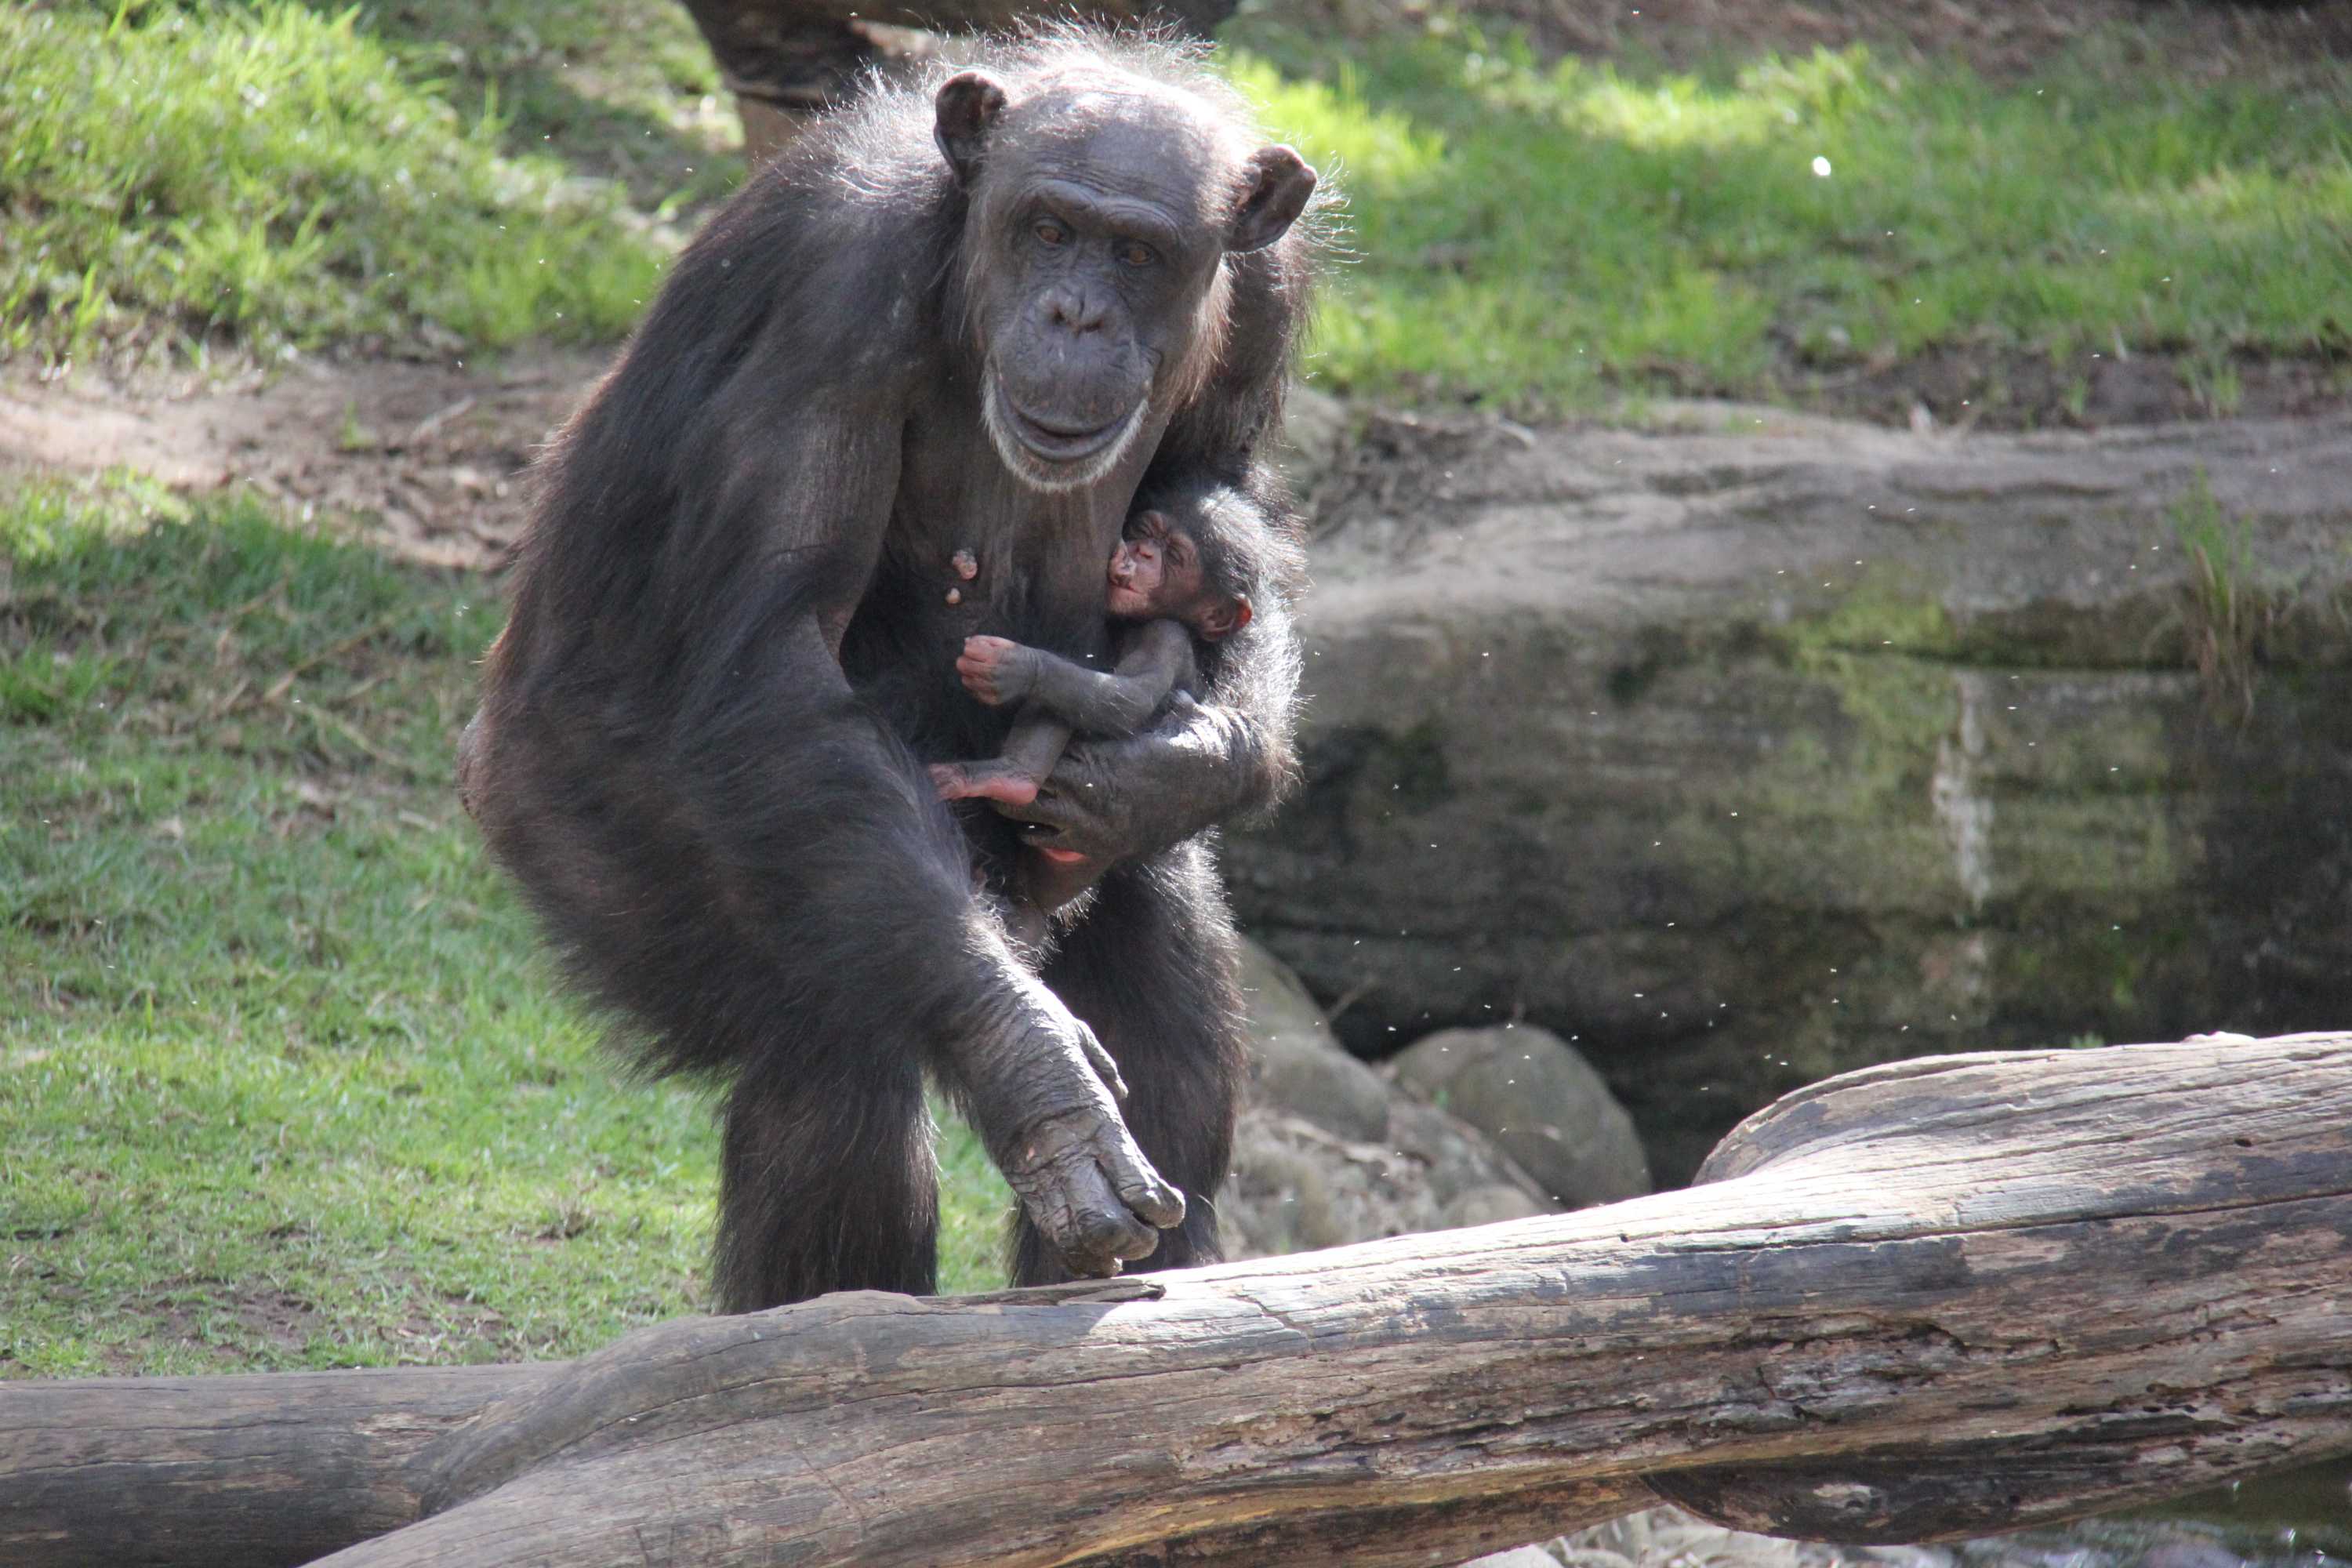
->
[460, 31, 1321, 1311]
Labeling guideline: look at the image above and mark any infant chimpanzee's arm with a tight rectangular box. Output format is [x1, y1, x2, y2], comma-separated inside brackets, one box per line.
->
[932, 622, 1201, 808]
[958, 620, 1198, 736]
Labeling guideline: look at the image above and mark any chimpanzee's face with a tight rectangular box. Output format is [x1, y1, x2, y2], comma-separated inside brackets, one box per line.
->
[1106, 509, 1198, 620]
[967, 98, 1222, 492]
[935, 71, 1316, 493]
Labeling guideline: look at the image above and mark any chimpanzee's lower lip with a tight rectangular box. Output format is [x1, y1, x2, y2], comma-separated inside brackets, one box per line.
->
[1004, 395, 1132, 462]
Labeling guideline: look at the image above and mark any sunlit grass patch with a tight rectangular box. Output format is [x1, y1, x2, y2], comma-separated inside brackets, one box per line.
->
[1228, 21, 2352, 410]
[342, 0, 745, 213]
[0, 0, 666, 367]
[0, 476, 1009, 1375]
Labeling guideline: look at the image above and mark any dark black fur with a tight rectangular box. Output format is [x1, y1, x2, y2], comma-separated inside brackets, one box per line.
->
[463, 31, 1320, 1310]
[1136, 470, 1308, 635]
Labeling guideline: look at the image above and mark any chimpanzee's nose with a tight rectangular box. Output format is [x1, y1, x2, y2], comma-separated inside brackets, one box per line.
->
[1043, 285, 1107, 335]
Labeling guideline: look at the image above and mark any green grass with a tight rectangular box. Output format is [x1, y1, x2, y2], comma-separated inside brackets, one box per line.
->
[337, 0, 745, 212]
[8, 0, 2347, 408]
[0, 0, 675, 366]
[1227, 20, 2352, 408]
[9, 0, 2348, 408]
[1, 477, 1012, 1377]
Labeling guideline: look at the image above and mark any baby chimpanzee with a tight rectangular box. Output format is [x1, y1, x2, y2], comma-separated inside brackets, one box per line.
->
[932, 490, 1263, 949]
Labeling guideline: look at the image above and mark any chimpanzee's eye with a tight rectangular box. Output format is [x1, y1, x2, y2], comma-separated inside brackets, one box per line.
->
[1033, 218, 1070, 248]
[1116, 240, 1159, 268]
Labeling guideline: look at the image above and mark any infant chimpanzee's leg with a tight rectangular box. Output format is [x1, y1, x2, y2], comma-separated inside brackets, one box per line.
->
[930, 712, 1073, 806]
[933, 623, 1193, 804]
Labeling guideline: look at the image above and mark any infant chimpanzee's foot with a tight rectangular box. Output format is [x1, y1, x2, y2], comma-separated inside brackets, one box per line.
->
[931, 760, 1040, 805]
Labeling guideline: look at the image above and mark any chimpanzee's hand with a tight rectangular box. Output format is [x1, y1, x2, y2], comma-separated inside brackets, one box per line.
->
[958, 636, 1043, 707]
[995, 692, 1275, 866]
[951, 971, 1184, 1277]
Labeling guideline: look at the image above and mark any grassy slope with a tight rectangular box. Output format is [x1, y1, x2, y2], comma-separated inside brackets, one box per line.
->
[7, 1, 2347, 407]
[1230, 22, 2352, 411]
[0, 0, 717, 366]
[0, 480, 1012, 1375]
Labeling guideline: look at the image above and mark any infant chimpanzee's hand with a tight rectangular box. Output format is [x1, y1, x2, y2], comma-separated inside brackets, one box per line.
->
[958, 635, 1041, 706]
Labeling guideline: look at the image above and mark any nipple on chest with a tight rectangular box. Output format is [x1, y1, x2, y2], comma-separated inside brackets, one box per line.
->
[945, 548, 979, 605]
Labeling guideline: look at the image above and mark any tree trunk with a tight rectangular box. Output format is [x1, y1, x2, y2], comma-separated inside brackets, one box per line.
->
[5, 1033, 2347, 1568]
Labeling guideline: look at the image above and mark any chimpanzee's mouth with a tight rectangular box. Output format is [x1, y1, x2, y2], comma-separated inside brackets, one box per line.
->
[982, 376, 1149, 492]
[1001, 392, 1137, 463]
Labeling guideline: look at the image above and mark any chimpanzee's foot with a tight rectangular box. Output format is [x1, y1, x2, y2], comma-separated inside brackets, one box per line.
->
[931, 761, 1041, 805]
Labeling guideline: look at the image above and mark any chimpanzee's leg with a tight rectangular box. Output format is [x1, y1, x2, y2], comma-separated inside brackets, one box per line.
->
[1012, 838, 1246, 1284]
[713, 1044, 938, 1311]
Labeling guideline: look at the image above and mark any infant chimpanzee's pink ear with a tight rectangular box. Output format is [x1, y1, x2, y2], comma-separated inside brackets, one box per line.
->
[1201, 596, 1253, 641]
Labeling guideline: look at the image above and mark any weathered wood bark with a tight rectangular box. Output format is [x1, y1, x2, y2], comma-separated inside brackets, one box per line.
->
[5, 1033, 2348, 1568]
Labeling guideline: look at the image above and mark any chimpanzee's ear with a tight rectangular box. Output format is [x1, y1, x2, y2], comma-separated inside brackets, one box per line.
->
[935, 71, 1010, 187]
[1228, 146, 1316, 253]
[1201, 596, 1253, 641]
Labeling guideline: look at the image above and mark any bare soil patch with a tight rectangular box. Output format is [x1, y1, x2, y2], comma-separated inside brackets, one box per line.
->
[1, 350, 607, 569]
[1777, 345, 2346, 431]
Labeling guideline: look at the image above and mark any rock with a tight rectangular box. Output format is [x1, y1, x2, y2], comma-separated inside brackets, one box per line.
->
[1391, 1025, 1650, 1208]
[1458, 1549, 1563, 1568]
[1216, 1106, 1548, 1261]
[1235, 935, 1390, 1142]
[1274, 383, 1351, 501]
[1228, 408, 2352, 1180]
[1222, 938, 1555, 1258]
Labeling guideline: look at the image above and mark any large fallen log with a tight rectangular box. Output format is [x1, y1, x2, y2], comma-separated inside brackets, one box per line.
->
[4, 1033, 2347, 1568]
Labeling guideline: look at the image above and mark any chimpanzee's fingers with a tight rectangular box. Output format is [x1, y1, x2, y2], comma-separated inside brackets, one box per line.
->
[1072, 1017, 1129, 1102]
[956, 660, 1002, 704]
[1105, 1142, 1186, 1232]
[996, 786, 1078, 833]
[1071, 1200, 1157, 1270]
[1023, 1155, 1156, 1276]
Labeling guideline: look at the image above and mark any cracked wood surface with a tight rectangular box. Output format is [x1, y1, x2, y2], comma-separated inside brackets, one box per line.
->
[3, 1033, 2347, 1568]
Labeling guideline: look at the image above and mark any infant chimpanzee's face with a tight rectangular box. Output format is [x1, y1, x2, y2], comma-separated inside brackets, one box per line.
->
[1107, 510, 1200, 621]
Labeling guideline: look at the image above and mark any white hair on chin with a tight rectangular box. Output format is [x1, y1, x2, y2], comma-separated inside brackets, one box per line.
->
[982, 376, 1151, 493]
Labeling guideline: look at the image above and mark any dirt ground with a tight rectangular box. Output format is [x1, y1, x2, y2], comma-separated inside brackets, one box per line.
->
[0, 350, 598, 570]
